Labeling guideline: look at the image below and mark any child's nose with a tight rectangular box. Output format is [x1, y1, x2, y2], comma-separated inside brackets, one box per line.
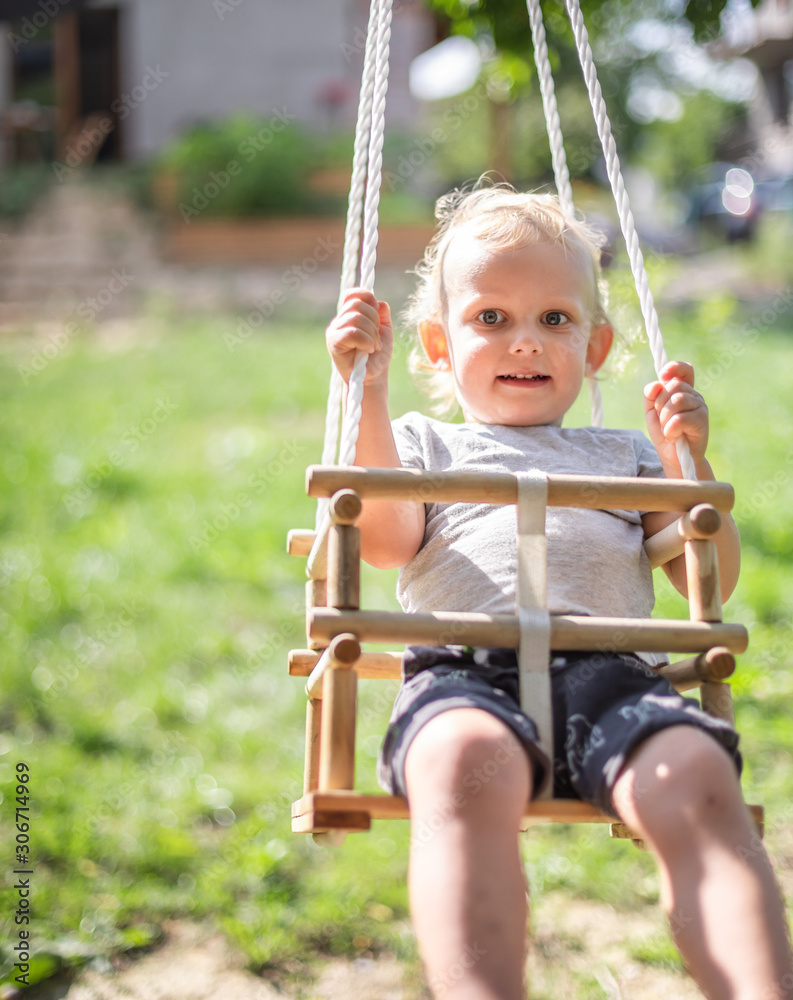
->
[509, 324, 543, 353]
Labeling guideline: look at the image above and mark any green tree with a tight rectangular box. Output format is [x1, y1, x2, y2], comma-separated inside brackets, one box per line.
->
[421, 0, 759, 185]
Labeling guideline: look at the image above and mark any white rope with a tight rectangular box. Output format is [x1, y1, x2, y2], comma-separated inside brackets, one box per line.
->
[526, 0, 574, 218]
[526, 0, 603, 428]
[564, 0, 695, 479]
[338, 0, 393, 469]
[317, 0, 382, 527]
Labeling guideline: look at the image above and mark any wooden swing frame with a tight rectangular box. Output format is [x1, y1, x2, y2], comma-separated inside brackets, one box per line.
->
[287, 464, 764, 846]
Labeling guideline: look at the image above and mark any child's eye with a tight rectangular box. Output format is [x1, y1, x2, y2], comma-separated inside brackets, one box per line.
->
[544, 311, 570, 326]
[478, 309, 505, 325]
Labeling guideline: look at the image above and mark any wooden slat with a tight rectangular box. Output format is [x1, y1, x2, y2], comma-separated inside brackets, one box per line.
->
[306, 635, 361, 700]
[292, 792, 764, 837]
[309, 609, 749, 655]
[657, 648, 735, 691]
[307, 466, 735, 513]
[291, 648, 733, 691]
[292, 791, 613, 825]
[288, 529, 316, 557]
[290, 649, 402, 679]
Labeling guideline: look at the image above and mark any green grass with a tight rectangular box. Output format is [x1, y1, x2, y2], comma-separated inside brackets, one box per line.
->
[0, 270, 792, 993]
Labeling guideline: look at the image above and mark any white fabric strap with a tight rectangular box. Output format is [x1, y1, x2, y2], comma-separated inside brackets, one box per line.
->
[516, 470, 553, 798]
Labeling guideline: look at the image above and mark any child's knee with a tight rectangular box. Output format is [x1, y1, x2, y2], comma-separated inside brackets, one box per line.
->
[613, 725, 742, 835]
[405, 708, 531, 806]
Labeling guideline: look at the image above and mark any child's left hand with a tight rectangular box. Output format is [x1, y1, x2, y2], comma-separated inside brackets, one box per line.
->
[644, 361, 708, 475]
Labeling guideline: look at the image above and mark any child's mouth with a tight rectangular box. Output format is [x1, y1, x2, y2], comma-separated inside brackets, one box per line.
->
[497, 374, 550, 386]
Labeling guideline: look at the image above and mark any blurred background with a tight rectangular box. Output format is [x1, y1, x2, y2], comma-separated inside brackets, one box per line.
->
[0, 1, 791, 997]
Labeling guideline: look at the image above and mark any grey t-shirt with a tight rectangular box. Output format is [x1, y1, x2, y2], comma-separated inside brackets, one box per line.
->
[392, 412, 666, 661]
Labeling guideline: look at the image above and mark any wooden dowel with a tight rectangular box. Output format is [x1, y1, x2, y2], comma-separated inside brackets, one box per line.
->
[328, 524, 360, 609]
[685, 539, 722, 622]
[288, 529, 316, 558]
[319, 666, 358, 791]
[306, 490, 362, 582]
[306, 634, 361, 700]
[307, 512, 331, 580]
[309, 609, 748, 654]
[329, 489, 363, 525]
[294, 647, 735, 693]
[700, 680, 735, 726]
[645, 520, 686, 570]
[306, 579, 326, 647]
[303, 698, 322, 794]
[645, 504, 722, 569]
[290, 649, 403, 679]
[656, 647, 736, 691]
[307, 466, 735, 512]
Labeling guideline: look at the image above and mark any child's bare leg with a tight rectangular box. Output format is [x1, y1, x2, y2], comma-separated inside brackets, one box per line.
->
[404, 708, 532, 1000]
[612, 724, 793, 1000]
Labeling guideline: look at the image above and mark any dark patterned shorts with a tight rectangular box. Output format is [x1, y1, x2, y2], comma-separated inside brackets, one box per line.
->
[376, 646, 742, 817]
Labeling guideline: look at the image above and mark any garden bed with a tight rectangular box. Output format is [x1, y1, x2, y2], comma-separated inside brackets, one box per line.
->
[161, 218, 436, 267]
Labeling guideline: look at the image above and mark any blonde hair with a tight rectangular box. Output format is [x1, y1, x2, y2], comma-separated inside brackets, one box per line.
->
[403, 180, 611, 415]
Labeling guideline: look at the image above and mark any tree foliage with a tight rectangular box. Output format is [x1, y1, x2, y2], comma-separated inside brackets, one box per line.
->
[426, 0, 761, 52]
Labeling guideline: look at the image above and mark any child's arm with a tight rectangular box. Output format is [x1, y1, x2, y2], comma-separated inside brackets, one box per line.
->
[641, 361, 740, 601]
[325, 288, 425, 569]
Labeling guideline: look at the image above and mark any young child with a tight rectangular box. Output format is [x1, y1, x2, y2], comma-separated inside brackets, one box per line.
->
[325, 185, 793, 999]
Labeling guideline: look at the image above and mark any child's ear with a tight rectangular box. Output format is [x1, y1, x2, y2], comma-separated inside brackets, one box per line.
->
[585, 322, 613, 376]
[419, 320, 451, 369]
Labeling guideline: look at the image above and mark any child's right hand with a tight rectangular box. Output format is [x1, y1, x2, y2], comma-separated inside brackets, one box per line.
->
[326, 288, 393, 389]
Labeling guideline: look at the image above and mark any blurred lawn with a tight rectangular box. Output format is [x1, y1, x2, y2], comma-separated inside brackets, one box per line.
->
[0, 269, 792, 993]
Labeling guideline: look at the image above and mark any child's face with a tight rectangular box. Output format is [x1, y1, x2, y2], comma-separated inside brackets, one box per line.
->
[422, 234, 613, 426]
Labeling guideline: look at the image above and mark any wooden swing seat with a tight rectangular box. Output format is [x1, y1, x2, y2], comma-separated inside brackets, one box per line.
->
[286, 465, 763, 845]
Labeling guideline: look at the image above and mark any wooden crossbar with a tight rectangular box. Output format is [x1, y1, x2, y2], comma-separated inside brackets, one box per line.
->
[307, 466, 735, 512]
[309, 608, 749, 654]
[289, 647, 736, 691]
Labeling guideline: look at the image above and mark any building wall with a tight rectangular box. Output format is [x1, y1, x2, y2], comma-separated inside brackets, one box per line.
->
[94, 0, 432, 160]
